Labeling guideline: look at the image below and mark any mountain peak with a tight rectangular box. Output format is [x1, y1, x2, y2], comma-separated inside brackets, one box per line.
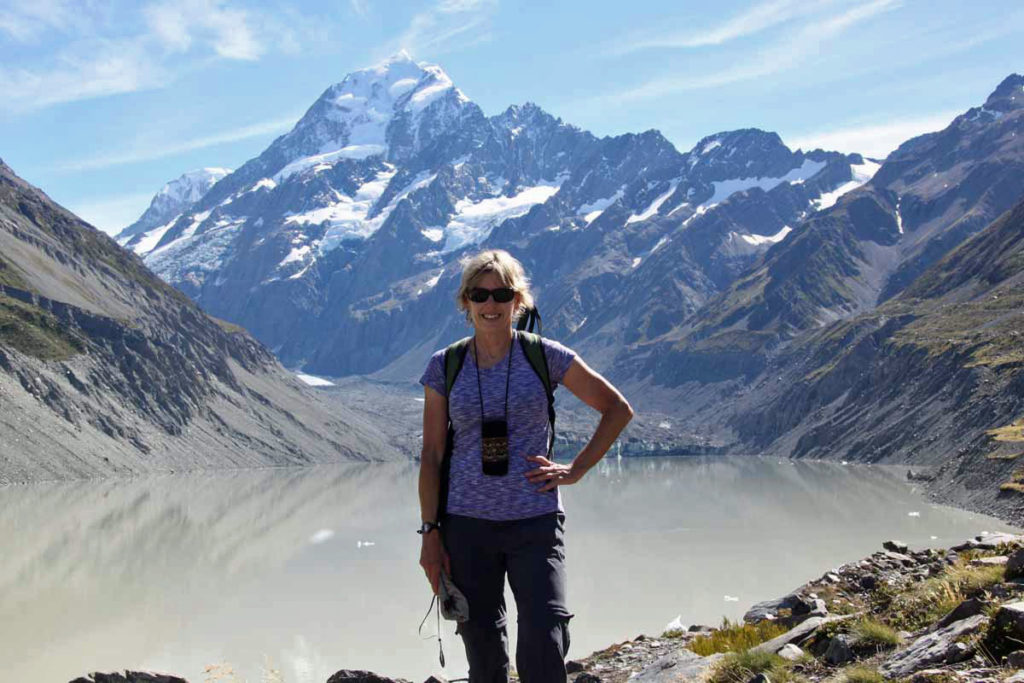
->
[984, 73, 1024, 112]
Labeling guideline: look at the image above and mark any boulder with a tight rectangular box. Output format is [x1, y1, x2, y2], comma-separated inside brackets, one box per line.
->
[935, 597, 990, 629]
[883, 540, 909, 554]
[879, 614, 988, 678]
[69, 673, 188, 683]
[747, 675, 770, 683]
[824, 634, 854, 665]
[985, 601, 1024, 658]
[1006, 649, 1024, 668]
[1007, 548, 1024, 580]
[951, 533, 1024, 552]
[565, 660, 585, 674]
[750, 615, 854, 655]
[327, 672, 412, 683]
[575, 674, 602, 683]
[971, 556, 1008, 567]
[776, 644, 804, 661]
[859, 575, 879, 590]
[744, 593, 804, 623]
[630, 650, 723, 682]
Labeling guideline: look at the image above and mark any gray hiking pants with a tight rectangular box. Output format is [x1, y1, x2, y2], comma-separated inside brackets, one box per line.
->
[443, 512, 572, 683]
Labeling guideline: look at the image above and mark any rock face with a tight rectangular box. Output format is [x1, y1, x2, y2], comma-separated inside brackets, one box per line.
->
[879, 614, 988, 678]
[69, 673, 188, 683]
[115, 168, 231, 250]
[0, 159, 396, 482]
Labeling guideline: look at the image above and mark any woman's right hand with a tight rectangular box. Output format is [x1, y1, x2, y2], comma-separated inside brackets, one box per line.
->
[419, 531, 451, 595]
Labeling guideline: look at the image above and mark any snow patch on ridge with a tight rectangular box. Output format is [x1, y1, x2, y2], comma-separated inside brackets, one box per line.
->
[627, 182, 679, 224]
[579, 186, 626, 226]
[814, 159, 881, 211]
[740, 225, 792, 246]
[443, 177, 566, 252]
[704, 158, 826, 207]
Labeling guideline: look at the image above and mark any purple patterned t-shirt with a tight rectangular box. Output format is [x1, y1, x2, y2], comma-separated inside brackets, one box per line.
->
[420, 335, 577, 521]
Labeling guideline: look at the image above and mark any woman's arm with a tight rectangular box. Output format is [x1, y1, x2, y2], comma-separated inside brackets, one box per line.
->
[419, 384, 451, 594]
[526, 356, 634, 491]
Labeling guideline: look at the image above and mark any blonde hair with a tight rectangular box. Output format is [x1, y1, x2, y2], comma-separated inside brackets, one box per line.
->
[456, 249, 535, 321]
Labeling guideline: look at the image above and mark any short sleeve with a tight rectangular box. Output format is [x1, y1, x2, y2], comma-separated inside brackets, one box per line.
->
[419, 348, 447, 397]
[542, 338, 577, 385]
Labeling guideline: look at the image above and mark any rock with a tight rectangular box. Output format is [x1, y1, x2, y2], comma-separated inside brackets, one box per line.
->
[1007, 548, 1024, 580]
[68, 673, 188, 683]
[744, 593, 804, 623]
[575, 674, 602, 683]
[566, 660, 585, 674]
[631, 651, 724, 682]
[952, 533, 1024, 552]
[882, 551, 916, 567]
[824, 634, 854, 665]
[985, 601, 1024, 658]
[687, 624, 714, 632]
[879, 614, 989, 678]
[971, 556, 1008, 567]
[1006, 649, 1024, 668]
[936, 597, 990, 629]
[422, 678, 445, 683]
[327, 672, 412, 683]
[1009, 672, 1024, 683]
[777, 643, 804, 661]
[859, 575, 878, 590]
[747, 675, 770, 683]
[750, 615, 855, 655]
[883, 540, 909, 553]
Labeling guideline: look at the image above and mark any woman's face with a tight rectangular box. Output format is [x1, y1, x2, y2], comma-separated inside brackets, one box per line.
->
[466, 271, 521, 333]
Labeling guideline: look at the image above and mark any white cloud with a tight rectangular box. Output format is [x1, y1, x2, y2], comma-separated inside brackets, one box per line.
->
[784, 111, 959, 158]
[0, 1, 332, 111]
[349, 0, 370, 17]
[382, 0, 496, 59]
[54, 114, 299, 172]
[65, 192, 156, 236]
[587, 0, 902, 106]
[144, 0, 263, 60]
[610, 0, 824, 54]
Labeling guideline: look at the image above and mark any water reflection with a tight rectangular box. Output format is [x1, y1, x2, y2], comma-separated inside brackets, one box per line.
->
[0, 458, 1015, 682]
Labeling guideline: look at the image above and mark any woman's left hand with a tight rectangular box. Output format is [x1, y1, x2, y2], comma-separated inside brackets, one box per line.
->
[525, 455, 583, 492]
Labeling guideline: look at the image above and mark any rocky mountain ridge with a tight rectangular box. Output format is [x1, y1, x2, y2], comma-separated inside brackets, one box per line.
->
[0, 158, 398, 483]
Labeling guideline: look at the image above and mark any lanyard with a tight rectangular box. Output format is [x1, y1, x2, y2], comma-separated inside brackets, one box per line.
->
[473, 334, 513, 423]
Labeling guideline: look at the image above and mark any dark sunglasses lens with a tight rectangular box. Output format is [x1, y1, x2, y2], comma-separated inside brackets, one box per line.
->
[492, 288, 515, 303]
[468, 287, 515, 303]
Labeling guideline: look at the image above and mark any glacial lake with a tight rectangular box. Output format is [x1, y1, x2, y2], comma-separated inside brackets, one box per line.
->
[0, 457, 1017, 682]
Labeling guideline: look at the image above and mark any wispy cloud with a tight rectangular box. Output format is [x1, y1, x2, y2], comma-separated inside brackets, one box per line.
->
[54, 114, 299, 172]
[609, 0, 824, 55]
[582, 0, 901, 107]
[784, 111, 959, 158]
[0, 1, 334, 111]
[381, 0, 497, 59]
[349, 0, 370, 18]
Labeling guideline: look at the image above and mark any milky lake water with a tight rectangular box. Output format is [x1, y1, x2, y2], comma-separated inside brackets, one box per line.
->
[0, 456, 1017, 682]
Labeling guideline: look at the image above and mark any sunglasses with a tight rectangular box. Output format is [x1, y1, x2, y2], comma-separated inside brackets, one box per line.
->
[467, 287, 516, 303]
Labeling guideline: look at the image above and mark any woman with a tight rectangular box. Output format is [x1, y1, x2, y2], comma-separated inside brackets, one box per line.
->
[418, 249, 633, 682]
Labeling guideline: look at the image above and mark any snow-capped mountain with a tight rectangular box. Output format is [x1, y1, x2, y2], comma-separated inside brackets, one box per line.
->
[117, 168, 231, 253]
[128, 52, 874, 376]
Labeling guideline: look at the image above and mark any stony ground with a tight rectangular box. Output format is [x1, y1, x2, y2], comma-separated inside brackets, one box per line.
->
[72, 532, 1024, 683]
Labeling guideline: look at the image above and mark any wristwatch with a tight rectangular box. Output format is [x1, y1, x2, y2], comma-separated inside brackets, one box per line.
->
[417, 521, 441, 535]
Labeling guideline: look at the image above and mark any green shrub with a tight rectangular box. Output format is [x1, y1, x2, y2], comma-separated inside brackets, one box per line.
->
[841, 667, 884, 683]
[688, 617, 789, 656]
[851, 618, 901, 649]
[709, 650, 807, 683]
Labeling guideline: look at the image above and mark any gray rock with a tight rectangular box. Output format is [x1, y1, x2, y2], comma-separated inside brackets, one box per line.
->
[750, 615, 853, 655]
[327, 672, 412, 683]
[1007, 673, 1024, 683]
[952, 533, 1024, 552]
[574, 674, 602, 683]
[860, 575, 879, 590]
[971, 556, 1008, 567]
[883, 540, 909, 553]
[1006, 649, 1024, 668]
[69, 674, 188, 683]
[777, 643, 804, 661]
[747, 675, 770, 683]
[986, 601, 1024, 658]
[879, 614, 989, 678]
[881, 550, 916, 567]
[630, 650, 723, 682]
[824, 634, 854, 665]
[565, 660, 585, 674]
[1007, 548, 1024, 580]
[744, 593, 804, 623]
[936, 597, 989, 629]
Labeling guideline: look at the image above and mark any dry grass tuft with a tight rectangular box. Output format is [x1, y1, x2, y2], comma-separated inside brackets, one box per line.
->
[688, 618, 789, 656]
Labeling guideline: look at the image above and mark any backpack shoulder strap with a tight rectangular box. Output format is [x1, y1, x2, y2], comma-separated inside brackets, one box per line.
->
[444, 337, 472, 397]
[516, 330, 557, 458]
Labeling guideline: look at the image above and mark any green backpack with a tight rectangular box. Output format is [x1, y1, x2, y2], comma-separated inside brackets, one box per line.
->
[436, 324, 556, 520]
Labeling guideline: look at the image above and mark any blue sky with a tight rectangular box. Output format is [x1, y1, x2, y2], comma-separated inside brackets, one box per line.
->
[1, 0, 1021, 236]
